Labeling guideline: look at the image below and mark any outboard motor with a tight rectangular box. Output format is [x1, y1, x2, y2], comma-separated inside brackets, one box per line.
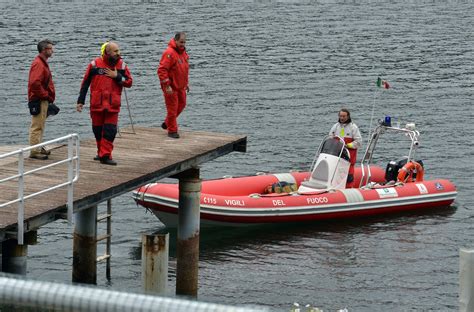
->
[385, 157, 424, 183]
[298, 136, 351, 193]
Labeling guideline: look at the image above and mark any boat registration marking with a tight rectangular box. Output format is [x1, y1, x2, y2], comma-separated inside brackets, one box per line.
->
[306, 196, 329, 205]
[203, 197, 217, 205]
[376, 188, 398, 198]
[416, 183, 428, 194]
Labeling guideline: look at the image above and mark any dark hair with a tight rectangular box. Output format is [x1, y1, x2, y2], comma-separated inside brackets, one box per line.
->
[339, 108, 351, 118]
[174, 32, 186, 41]
[339, 108, 352, 123]
[37, 39, 54, 53]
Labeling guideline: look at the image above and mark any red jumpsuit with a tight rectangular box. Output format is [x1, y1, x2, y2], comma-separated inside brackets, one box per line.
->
[77, 57, 132, 159]
[157, 38, 189, 134]
[343, 137, 357, 188]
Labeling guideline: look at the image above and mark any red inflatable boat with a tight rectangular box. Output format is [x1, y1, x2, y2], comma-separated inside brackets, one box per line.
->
[133, 122, 457, 227]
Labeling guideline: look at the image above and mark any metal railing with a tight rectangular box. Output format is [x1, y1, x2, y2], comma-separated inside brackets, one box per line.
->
[359, 124, 420, 187]
[0, 134, 80, 244]
[0, 274, 267, 312]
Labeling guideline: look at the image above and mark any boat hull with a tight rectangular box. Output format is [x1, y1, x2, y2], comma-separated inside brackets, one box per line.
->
[132, 168, 457, 227]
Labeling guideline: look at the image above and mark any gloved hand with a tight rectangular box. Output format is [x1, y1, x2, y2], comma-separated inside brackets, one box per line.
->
[346, 142, 354, 149]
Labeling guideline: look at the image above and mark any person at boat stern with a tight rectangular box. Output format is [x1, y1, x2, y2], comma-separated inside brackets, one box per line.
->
[329, 108, 362, 188]
[28, 39, 55, 160]
[157, 32, 189, 139]
[76, 41, 133, 166]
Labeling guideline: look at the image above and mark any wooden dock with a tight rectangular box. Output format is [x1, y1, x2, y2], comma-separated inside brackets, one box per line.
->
[0, 126, 247, 242]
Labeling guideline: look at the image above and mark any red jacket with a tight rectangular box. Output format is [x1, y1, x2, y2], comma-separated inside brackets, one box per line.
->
[28, 55, 55, 103]
[77, 57, 133, 113]
[157, 38, 189, 91]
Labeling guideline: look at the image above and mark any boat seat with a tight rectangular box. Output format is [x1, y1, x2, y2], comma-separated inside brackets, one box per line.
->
[301, 179, 328, 190]
[301, 159, 330, 190]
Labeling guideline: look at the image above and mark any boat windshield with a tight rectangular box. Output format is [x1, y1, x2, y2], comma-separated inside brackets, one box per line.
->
[320, 137, 350, 161]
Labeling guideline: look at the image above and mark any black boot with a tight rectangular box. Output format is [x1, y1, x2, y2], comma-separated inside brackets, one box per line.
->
[100, 156, 117, 166]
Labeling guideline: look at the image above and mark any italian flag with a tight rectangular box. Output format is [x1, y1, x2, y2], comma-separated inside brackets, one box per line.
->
[376, 77, 390, 89]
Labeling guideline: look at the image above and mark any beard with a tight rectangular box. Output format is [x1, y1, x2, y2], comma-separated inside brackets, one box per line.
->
[107, 54, 120, 66]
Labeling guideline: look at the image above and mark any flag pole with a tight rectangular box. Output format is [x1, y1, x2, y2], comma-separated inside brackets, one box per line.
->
[367, 82, 379, 142]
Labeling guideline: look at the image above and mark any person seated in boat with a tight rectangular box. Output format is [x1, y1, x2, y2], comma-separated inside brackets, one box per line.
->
[329, 108, 362, 188]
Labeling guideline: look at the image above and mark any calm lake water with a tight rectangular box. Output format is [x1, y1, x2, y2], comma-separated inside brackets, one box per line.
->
[0, 1, 473, 311]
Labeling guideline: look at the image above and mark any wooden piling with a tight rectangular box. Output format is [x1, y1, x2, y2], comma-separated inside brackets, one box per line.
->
[142, 232, 169, 294]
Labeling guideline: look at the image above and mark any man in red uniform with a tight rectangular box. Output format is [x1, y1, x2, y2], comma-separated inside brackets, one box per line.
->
[28, 39, 55, 160]
[157, 32, 189, 139]
[76, 41, 133, 165]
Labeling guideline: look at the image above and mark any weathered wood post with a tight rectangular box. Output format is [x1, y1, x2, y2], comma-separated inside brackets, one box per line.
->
[72, 205, 97, 284]
[142, 232, 169, 294]
[460, 248, 474, 312]
[175, 168, 201, 298]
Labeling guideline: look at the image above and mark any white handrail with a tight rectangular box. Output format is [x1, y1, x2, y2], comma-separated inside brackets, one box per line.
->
[0, 134, 80, 245]
[0, 274, 267, 312]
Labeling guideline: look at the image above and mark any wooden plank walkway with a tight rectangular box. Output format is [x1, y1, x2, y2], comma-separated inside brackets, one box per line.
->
[0, 127, 246, 241]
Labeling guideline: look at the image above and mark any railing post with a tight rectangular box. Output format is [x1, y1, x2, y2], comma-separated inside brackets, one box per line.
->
[72, 205, 97, 284]
[17, 150, 25, 245]
[67, 136, 74, 223]
[176, 168, 201, 298]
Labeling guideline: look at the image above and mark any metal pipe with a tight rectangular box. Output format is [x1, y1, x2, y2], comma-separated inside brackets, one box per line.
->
[142, 232, 169, 294]
[72, 205, 97, 284]
[0, 274, 266, 312]
[17, 150, 25, 245]
[124, 89, 136, 134]
[176, 168, 201, 298]
[106, 199, 112, 280]
[1, 240, 27, 275]
[67, 136, 74, 223]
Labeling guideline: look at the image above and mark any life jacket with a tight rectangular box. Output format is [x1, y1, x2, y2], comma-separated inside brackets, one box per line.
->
[89, 57, 127, 113]
[330, 122, 360, 166]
